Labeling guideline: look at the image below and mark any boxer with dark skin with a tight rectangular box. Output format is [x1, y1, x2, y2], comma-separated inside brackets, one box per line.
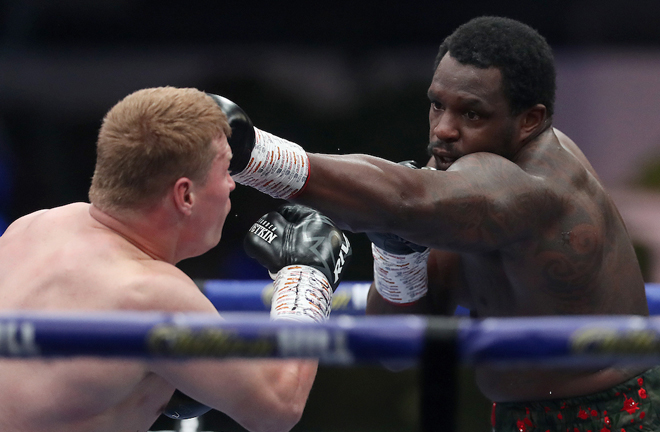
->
[218, 16, 655, 431]
[302, 18, 653, 430]
[297, 18, 648, 394]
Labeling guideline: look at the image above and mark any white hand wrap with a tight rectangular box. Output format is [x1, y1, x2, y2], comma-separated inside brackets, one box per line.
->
[372, 244, 430, 304]
[270, 265, 333, 323]
[232, 127, 309, 200]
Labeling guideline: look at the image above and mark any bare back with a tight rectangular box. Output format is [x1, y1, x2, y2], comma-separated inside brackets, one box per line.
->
[0, 203, 186, 432]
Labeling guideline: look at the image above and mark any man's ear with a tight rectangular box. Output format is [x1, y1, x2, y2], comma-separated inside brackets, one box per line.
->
[518, 104, 547, 143]
[172, 177, 194, 216]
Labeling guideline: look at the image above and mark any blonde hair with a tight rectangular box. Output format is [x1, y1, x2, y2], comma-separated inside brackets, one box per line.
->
[89, 87, 231, 211]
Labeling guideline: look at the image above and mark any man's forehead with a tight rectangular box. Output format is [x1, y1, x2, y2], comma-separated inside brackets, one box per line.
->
[429, 54, 504, 101]
[212, 134, 231, 155]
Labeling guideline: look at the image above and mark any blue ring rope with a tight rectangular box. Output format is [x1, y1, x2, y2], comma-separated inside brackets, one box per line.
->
[2, 311, 660, 368]
[201, 280, 660, 316]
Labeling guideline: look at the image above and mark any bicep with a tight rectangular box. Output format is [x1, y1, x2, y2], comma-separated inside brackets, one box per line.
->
[303, 152, 558, 252]
[398, 154, 561, 252]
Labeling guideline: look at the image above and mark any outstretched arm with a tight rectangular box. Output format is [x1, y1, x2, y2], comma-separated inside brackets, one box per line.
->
[298, 152, 561, 253]
[210, 93, 562, 253]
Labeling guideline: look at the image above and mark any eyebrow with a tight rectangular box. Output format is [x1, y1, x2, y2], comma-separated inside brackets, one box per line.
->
[427, 90, 487, 110]
[462, 98, 487, 109]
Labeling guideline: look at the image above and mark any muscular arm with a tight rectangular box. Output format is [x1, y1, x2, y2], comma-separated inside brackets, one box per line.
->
[133, 272, 317, 432]
[153, 358, 317, 432]
[298, 152, 562, 252]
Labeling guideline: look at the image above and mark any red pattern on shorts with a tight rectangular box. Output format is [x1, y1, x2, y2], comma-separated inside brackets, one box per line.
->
[492, 367, 660, 432]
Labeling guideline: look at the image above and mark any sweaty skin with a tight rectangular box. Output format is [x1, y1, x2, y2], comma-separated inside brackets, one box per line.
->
[294, 54, 648, 402]
[0, 137, 317, 432]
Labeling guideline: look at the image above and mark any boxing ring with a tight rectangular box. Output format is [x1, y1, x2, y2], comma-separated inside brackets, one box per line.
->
[3, 281, 660, 432]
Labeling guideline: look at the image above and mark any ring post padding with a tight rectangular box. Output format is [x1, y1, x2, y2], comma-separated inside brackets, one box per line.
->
[421, 317, 460, 432]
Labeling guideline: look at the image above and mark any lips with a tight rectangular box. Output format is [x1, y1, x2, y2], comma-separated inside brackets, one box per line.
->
[435, 155, 455, 170]
[431, 148, 457, 171]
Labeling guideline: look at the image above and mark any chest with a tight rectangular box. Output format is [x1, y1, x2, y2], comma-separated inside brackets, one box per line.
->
[459, 252, 518, 315]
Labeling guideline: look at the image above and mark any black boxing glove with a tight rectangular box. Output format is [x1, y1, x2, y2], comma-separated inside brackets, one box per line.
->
[163, 389, 212, 420]
[245, 204, 352, 322]
[207, 93, 309, 199]
[205, 94, 255, 175]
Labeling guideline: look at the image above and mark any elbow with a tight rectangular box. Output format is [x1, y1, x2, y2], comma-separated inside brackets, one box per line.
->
[274, 403, 305, 432]
[269, 401, 305, 432]
[237, 361, 315, 432]
[239, 401, 305, 432]
[241, 400, 305, 432]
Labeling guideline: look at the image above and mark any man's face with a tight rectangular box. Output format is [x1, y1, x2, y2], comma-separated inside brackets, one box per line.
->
[427, 53, 518, 171]
[192, 135, 235, 249]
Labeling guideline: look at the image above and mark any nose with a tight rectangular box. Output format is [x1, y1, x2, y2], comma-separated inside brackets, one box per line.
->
[228, 173, 236, 192]
[430, 111, 459, 143]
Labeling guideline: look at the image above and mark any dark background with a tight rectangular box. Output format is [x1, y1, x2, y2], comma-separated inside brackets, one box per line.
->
[2, 1, 660, 431]
[3, 0, 660, 282]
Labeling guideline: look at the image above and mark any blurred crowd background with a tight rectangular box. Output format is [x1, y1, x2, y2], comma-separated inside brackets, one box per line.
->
[2, 1, 660, 431]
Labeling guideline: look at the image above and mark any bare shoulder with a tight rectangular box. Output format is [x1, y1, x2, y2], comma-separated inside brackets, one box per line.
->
[4, 203, 89, 232]
[2, 208, 49, 234]
[553, 128, 578, 150]
[116, 262, 216, 313]
[451, 150, 555, 195]
[439, 152, 563, 247]
[553, 128, 601, 180]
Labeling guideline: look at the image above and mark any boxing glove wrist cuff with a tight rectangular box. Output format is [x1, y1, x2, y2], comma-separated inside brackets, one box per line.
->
[232, 127, 309, 200]
[271, 265, 333, 323]
[372, 243, 430, 305]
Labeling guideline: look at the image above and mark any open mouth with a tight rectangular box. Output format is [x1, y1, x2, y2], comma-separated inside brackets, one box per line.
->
[435, 155, 456, 171]
[429, 144, 457, 171]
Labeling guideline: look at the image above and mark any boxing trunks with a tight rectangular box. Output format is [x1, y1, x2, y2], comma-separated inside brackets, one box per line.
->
[492, 366, 660, 432]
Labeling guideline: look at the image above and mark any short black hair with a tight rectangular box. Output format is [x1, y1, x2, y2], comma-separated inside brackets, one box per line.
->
[434, 16, 556, 117]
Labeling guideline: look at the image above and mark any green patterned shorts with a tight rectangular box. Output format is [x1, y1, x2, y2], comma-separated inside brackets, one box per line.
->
[491, 367, 660, 432]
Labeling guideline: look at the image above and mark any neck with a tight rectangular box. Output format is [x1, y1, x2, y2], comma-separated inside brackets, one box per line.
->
[522, 116, 553, 146]
[510, 116, 553, 160]
[88, 204, 180, 264]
